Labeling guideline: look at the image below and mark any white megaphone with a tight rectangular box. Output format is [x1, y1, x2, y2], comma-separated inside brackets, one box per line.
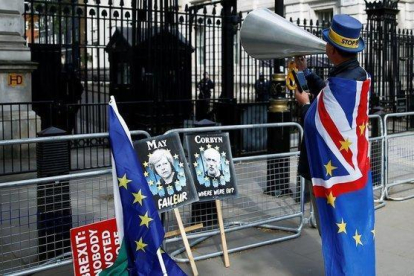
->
[240, 8, 326, 60]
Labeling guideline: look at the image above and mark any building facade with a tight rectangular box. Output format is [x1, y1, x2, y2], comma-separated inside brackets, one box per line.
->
[284, 0, 414, 29]
[185, 0, 414, 29]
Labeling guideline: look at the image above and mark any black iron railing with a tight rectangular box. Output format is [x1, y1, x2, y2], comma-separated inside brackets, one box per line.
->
[2, 0, 411, 176]
[0, 101, 53, 175]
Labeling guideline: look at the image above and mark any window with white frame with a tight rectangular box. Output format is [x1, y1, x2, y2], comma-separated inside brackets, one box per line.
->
[316, 9, 333, 24]
[196, 27, 205, 65]
[234, 32, 239, 64]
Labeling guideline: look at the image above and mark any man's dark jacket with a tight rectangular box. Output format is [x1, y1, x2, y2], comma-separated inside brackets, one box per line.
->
[298, 58, 367, 180]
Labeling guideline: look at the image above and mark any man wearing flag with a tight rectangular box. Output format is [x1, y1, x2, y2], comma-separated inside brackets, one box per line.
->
[101, 97, 186, 275]
[295, 15, 376, 275]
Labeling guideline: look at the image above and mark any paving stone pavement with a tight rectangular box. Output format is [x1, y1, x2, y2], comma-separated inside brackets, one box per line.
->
[33, 197, 414, 276]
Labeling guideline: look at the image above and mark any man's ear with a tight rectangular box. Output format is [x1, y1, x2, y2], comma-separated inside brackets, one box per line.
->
[332, 46, 338, 55]
[327, 45, 335, 56]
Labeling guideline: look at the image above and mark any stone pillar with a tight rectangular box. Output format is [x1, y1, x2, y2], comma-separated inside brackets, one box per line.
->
[0, 0, 40, 143]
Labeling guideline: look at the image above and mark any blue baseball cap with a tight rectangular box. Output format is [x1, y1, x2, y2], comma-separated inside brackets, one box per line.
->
[322, 14, 365, 53]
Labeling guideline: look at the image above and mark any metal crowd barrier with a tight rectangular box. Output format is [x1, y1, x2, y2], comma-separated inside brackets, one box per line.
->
[163, 123, 305, 262]
[369, 114, 386, 209]
[384, 112, 414, 201]
[0, 131, 150, 276]
[3, 112, 414, 275]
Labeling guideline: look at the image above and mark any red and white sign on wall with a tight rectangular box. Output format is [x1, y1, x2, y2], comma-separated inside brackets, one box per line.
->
[70, 218, 120, 276]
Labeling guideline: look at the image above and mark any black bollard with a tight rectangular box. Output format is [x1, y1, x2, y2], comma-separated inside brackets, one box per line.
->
[191, 119, 219, 227]
[265, 73, 292, 196]
[36, 127, 72, 261]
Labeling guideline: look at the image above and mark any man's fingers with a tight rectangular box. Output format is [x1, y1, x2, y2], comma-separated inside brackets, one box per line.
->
[294, 90, 311, 106]
[294, 89, 302, 99]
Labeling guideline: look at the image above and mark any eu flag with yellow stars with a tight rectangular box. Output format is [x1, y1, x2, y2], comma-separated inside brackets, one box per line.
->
[102, 97, 186, 276]
[304, 77, 376, 275]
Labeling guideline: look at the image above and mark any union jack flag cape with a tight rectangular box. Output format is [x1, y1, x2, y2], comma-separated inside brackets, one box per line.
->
[304, 76, 376, 275]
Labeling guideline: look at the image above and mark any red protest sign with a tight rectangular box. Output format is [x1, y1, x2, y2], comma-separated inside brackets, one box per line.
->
[70, 218, 120, 276]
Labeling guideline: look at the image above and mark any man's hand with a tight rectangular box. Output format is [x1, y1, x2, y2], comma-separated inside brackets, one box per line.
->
[294, 56, 307, 71]
[294, 89, 311, 106]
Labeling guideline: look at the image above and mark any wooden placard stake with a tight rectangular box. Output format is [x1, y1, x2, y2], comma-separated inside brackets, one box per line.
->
[215, 199, 230, 267]
[165, 223, 203, 238]
[174, 208, 199, 276]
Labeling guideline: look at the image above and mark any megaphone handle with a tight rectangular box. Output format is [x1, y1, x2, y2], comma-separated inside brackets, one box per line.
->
[286, 61, 297, 91]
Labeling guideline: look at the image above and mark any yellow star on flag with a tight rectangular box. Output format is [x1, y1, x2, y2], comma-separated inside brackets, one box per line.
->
[204, 176, 209, 181]
[179, 162, 184, 168]
[167, 185, 173, 190]
[324, 160, 337, 177]
[337, 218, 347, 234]
[339, 138, 352, 152]
[194, 153, 200, 158]
[147, 153, 152, 158]
[118, 174, 132, 189]
[135, 238, 147, 252]
[157, 185, 163, 191]
[371, 229, 375, 239]
[359, 122, 367, 135]
[143, 161, 148, 168]
[197, 170, 202, 176]
[353, 230, 363, 246]
[175, 180, 180, 186]
[148, 180, 154, 186]
[132, 190, 147, 205]
[207, 144, 212, 148]
[215, 146, 219, 151]
[221, 152, 226, 157]
[199, 146, 205, 152]
[173, 154, 179, 159]
[326, 192, 336, 208]
[139, 212, 153, 228]
[193, 162, 198, 167]
[143, 171, 149, 177]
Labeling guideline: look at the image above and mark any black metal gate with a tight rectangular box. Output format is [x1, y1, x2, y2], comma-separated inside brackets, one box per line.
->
[15, 0, 414, 175]
[20, 0, 259, 173]
[24, 0, 248, 133]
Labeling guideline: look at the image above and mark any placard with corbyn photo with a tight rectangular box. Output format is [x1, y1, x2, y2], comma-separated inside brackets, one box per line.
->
[134, 133, 198, 212]
[185, 132, 237, 201]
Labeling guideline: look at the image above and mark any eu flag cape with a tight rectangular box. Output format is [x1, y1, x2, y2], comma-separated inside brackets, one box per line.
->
[304, 77, 376, 275]
[102, 97, 186, 276]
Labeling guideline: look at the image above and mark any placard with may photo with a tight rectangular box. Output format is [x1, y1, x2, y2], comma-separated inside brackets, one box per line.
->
[134, 133, 198, 212]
